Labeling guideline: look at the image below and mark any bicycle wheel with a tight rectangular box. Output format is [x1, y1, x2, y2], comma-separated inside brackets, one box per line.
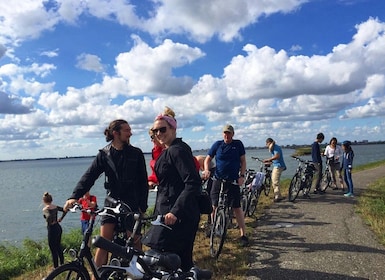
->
[320, 170, 332, 191]
[45, 262, 90, 280]
[263, 173, 272, 196]
[210, 208, 227, 259]
[303, 175, 313, 195]
[247, 189, 261, 217]
[288, 175, 301, 202]
[240, 189, 249, 217]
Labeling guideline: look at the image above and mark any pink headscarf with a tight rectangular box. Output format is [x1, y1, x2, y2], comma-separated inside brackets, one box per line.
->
[155, 114, 177, 129]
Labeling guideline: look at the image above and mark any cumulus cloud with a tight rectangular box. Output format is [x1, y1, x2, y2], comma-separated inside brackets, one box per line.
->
[0, 91, 34, 114]
[114, 36, 205, 95]
[76, 53, 105, 72]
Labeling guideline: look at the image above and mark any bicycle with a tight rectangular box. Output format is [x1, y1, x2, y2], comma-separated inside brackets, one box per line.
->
[209, 179, 237, 259]
[241, 157, 272, 217]
[288, 156, 316, 202]
[45, 199, 208, 280]
[320, 158, 333, 192]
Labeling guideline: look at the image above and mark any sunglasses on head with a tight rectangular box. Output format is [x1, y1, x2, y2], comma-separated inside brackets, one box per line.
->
[152, 126, 167, 134]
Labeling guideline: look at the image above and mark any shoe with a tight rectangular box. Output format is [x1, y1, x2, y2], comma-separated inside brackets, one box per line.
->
[190, 266, 213, 280]
[274, 197, 284, 203]
[239, 235, 249, 247]
[344, 192, 354, 197]
[332, 187, 338, 190]
[313, 189, 318, 194]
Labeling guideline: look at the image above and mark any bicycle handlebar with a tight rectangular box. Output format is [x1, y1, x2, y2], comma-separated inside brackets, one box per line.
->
[291, 155, 313, 164]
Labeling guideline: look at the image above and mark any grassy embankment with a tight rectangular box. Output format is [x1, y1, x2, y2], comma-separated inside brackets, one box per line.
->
[4, 157, 385, 280]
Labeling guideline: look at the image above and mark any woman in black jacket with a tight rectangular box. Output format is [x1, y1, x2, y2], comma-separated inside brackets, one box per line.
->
[146, 107, 201, 272]
[64, 119, 148, 271]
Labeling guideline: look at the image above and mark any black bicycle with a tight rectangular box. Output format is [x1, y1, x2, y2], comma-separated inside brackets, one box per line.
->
[320, 158, 333, 192]
[45, 199, 208, 280]
[241, 157, 272, 217]
[288, 156, 315, 202]
[209, 179, 236, 259]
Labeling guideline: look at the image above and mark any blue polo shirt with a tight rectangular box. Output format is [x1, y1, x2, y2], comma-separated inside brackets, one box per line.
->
[208, 139, 245, 180]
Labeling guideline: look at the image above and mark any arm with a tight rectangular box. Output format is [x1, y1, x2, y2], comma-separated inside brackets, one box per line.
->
[203, 155, 213, 180]
[57, 206, 67, 222]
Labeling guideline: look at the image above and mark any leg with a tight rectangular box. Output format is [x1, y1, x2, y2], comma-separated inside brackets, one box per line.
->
[94, 223, 115, 267]
[47, 226, 59, 268]
[311, 163, 322, 192]
[271, 167, 283, 200]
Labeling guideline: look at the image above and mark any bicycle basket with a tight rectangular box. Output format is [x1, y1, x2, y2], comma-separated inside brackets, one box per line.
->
[250, 172, 265, 191]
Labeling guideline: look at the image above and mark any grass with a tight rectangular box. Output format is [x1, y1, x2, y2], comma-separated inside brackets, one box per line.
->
[6, 160, 385, 279]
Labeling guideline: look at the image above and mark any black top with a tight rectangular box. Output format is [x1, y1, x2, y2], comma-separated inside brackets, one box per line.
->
[70, 143, 149, 212]
[43, 206, 66, 226]
[154, 138, 201, 220]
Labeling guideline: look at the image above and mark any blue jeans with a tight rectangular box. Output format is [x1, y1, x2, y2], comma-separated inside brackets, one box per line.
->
[81, 220, 89, 234]
[343, 169, 354, 194]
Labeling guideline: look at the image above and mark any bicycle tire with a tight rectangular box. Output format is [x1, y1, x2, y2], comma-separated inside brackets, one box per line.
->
[264, 173, 272, 196]
[210, 208, 227, 259]
[288, 175, 301, 202]
[240, 189, 249, 217]
[303, 175, 313, 195]
[321, 170, 332, 191]
[45, 262, 90, 280]
[247, 189, 261, 217]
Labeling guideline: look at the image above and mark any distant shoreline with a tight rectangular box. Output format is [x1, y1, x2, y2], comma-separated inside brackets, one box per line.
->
[1, 141, 384, 162]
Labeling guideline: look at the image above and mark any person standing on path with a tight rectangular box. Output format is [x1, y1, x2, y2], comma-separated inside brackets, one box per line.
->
[311, 132, 325, 194]
[342, 140, 355, 197]
[323, 137, 344, 191]
[42, 192, 67, 268]
[263, 138, 286, 202]
[204, 124, 249, 247]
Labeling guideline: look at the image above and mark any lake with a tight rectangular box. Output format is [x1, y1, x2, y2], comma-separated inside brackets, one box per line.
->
[1, 144, 384, 244]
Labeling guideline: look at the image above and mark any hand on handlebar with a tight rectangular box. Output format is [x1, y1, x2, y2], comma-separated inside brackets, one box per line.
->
[64, 198, 77, 212]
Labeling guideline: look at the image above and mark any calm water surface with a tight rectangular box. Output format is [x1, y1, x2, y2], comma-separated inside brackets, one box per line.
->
[1, 144, 384, 244]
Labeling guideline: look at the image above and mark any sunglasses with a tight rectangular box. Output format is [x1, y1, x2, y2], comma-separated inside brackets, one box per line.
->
[152, 126, 167, 134]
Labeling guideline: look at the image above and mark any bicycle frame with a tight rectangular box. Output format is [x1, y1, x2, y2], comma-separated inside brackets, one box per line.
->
[210, 179, 236, 259]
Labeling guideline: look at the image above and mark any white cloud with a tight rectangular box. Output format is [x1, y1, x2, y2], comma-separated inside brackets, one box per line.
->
[76, 53, 105, 73]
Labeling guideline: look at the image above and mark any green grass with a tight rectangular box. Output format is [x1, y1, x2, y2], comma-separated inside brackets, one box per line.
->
[5, 160, 385, 280]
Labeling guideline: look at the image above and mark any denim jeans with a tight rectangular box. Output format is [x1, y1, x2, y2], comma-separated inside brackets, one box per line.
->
[343, 168, 354, 194]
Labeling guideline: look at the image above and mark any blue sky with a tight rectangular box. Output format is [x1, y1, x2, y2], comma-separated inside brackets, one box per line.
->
[0, 0, 385, 161]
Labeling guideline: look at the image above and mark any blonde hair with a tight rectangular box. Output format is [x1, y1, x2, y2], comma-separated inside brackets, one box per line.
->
[163, 106, 175, 118]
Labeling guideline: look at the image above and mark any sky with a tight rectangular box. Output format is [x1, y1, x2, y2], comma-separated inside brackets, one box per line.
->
[0, 0, 385, 161]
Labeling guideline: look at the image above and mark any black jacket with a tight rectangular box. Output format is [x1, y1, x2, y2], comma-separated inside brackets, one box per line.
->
[154, 138, 200, 220]
[70, 143, 148, 212]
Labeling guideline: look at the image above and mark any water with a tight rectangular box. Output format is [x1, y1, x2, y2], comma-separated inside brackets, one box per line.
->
[1, 144, 384, 244]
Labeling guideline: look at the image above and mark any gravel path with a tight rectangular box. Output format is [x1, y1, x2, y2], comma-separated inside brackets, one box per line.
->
[246, 165, 385, 280]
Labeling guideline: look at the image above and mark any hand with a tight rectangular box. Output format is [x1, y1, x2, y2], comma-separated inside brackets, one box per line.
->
[238, 177, 245, 185]
[164, 212, 177, 225]
[202, 170, 210, 180]
[64, 199, 77, 211]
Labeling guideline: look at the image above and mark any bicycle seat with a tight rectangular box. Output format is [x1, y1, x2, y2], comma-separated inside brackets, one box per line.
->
[143, 249, 181, 271]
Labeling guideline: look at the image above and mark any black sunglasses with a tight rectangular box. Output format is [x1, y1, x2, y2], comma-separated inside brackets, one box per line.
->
[152, 126, 167, 134]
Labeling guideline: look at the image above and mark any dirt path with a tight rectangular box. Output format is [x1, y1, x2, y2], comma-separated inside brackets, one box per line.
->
[246, 165, 385, 280]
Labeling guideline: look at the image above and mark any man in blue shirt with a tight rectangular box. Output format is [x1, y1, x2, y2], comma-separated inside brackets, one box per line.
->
[204, 124, 249, 247]
[311, 132, 325, 194]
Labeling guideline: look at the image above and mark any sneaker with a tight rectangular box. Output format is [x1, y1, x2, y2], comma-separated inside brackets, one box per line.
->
[190, 266, 213, 280]
[344, 192, 354, 197]
[239, 235, 249, 247]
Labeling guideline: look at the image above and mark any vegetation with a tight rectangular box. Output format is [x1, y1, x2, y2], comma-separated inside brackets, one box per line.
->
[4, 160, 385, 280]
